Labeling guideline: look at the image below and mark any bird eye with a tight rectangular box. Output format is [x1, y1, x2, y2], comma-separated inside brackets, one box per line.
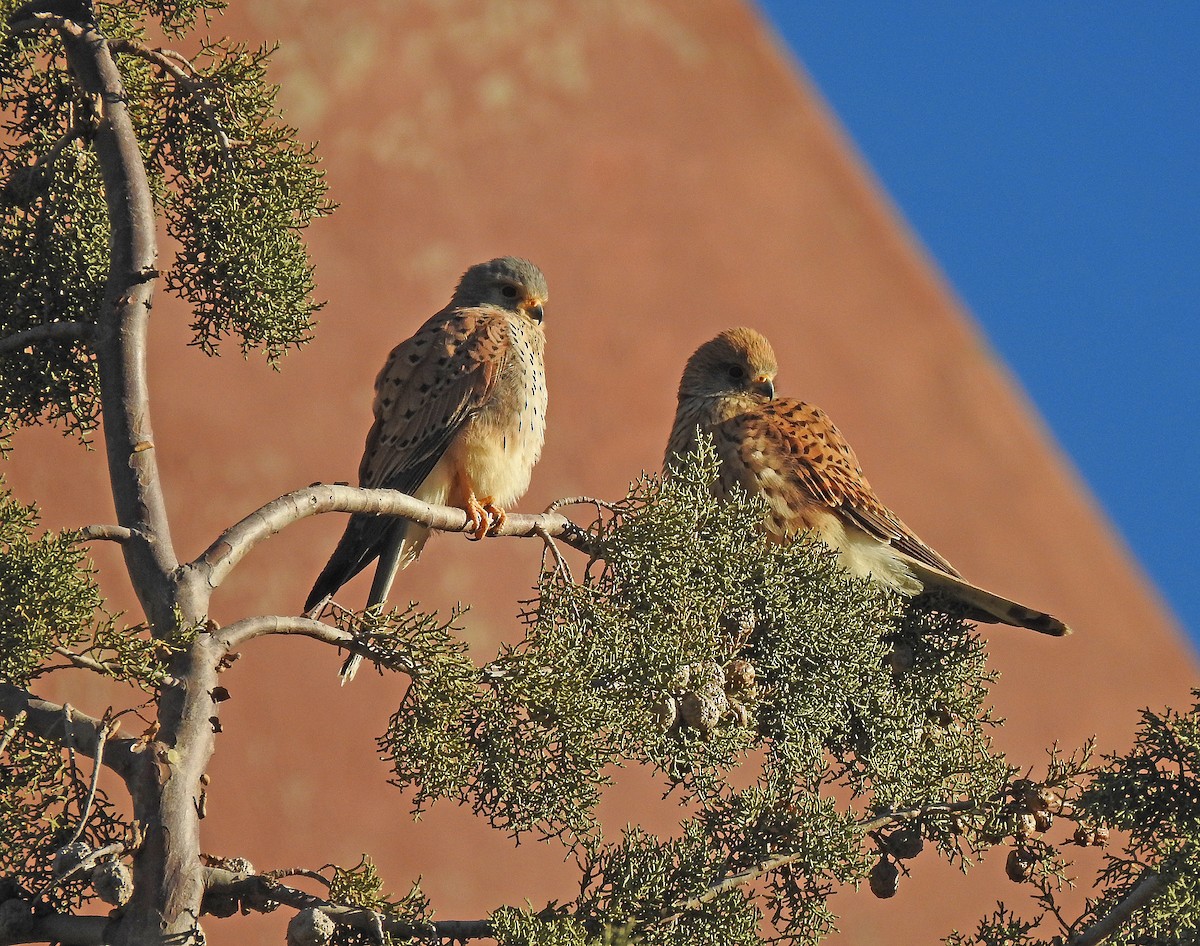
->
[501, 285, 519, 299]
[727, 364, 746, 381]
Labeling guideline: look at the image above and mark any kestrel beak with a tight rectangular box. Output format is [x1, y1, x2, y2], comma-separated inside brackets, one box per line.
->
[523, 300, 545, 323]
[752, 376, 775, 399]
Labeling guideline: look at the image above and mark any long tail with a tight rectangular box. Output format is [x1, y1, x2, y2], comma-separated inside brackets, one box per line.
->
[904, 557, 1070, 637]
[304, 513, 395, 614]
[304, 516, 429, 682]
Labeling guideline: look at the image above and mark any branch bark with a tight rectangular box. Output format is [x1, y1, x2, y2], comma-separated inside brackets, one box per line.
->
[0, 684, 135, 782]
[0, 321, 92, 356]
[184, 484, 597, 598]
[202, 868, 494, 942]
[214, 614, 353, 651]
[49, 12, 183, 633]
[76, 524, 139, 543]
[1067, 870, 1168, 946]
[0, 911, 111, 946]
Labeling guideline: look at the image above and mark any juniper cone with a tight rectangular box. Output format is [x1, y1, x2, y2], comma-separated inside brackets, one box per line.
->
[665, 327, 1069, 636]
[306, 257, 550, 680]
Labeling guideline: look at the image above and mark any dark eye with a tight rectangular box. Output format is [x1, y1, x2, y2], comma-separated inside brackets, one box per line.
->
[501, 285, 519, 299]
[727, 364, 746, 381]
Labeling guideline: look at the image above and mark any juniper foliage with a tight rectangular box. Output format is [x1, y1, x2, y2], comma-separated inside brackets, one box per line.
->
[0, 0, 331, 444]
[0, 1, 1197, 944]
[366, 443, 1010, 942]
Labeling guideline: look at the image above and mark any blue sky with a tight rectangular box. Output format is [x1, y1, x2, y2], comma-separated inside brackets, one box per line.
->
[754, 3, 1199, 649]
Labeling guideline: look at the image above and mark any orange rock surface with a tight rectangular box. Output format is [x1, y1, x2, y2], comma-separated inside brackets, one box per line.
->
[7, 1, 1194, 942]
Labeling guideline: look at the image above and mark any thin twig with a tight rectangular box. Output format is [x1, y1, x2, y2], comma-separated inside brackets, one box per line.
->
[0, 320, 93, 356]
[30, 122, 86, 168]
[34, 841, 126, 902]
[1066, 870, 1168, 946]
[535, 524, 573, 584]
[543, 495, 617, 515]
[76, 523, 139, 543]
[65, 712, 113, 846]
[0, 710, 26, 756]
[62, 703, 81, 803]
[108, 38, 235, 171]
[656, 799, 978, 923]
[52, 645, 117, 676]
[155, 47, 200, 76]
[859, 799, 977, 833]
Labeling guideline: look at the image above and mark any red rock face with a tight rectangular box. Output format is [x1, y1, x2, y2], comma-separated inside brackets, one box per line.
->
[7, 1, 1194, 942]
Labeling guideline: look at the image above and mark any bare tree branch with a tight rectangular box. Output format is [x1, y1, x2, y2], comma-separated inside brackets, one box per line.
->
[37, 11, 184, 632]
[0, 320, 93, 356]
[859, 800, 977, 833]
[0, 911, 111, 945]
[76, 524, 139, 543]
[186, 484, 598, 596]
[213, 614, 353, 652]
[1066, 870, 1168, 946]
[202, 868, 494, 941]
[50, 646, 117, 676]
[65, 713, 113, 846]
[0, 685, 135, 781]
[7, 11, 83, 37]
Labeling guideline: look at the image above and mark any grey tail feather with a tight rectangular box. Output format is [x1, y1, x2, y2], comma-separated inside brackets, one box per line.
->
[337, 525, 414, 686]
[304, 513, 399, 614]
[905, 559, 1071, 637]
[338, 650, 362, 685]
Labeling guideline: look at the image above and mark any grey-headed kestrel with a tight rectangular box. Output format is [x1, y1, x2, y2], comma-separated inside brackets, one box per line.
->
[306, 257, 550, 680]
[665, 327, 1069, 636]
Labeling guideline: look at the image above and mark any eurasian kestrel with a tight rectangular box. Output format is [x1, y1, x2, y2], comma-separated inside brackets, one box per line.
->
[665, 327, 1069, 636]
[306, 257, 550, 680]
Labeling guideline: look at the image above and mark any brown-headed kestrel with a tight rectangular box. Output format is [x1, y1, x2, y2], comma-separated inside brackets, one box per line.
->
[665, 327, 1069, 636]
[306, 257, 550, 680]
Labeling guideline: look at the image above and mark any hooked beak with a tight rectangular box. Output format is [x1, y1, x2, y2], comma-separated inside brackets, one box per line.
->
[751, 376, 775, 399]
[524, 301, 545, 324]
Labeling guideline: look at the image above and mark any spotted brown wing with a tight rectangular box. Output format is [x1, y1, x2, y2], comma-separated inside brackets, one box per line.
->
[726, 398, 962, 577]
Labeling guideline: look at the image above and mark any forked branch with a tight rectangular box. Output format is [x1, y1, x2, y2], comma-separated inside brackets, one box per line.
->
[108, 38, 235, 171]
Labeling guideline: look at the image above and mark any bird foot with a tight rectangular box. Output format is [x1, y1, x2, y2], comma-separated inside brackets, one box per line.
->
[464, 495, 506, 540]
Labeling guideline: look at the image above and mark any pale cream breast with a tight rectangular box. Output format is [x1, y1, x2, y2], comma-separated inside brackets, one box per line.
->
[453, 319, 546, 506]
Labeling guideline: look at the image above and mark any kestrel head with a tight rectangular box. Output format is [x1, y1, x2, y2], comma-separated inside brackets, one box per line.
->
[678, 327, 778, 401]
[452, 256, 548, 324]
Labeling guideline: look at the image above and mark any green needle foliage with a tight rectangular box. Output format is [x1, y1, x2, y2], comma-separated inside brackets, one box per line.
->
[0, 480, 175, 690]
[0, 2, 1197, 943]
[0, 0, 331, 443]
[370, 443, 1013, 943]
[0, 480, 102, 686]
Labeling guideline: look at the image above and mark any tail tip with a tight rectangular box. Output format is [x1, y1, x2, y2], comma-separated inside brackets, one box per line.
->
[1032, 614, 1071, 637]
